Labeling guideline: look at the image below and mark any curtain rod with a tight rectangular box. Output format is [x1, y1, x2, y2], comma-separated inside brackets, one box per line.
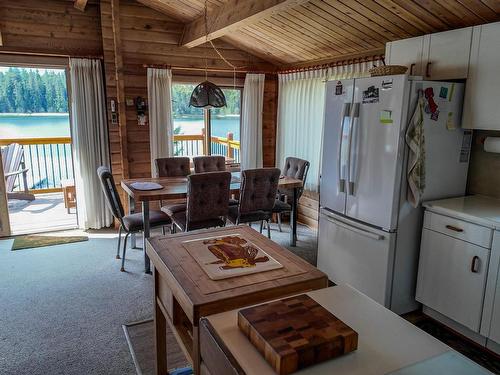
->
[142, 63, 275, 74]
[0, 50, 103, 60]
[278, 54, 384, 74]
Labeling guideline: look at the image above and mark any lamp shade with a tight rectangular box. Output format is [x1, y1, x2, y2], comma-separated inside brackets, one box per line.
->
[189, 81, 226, 108]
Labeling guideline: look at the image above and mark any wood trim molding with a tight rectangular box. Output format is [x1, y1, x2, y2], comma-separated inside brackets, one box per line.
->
[181, 0, 310, 48]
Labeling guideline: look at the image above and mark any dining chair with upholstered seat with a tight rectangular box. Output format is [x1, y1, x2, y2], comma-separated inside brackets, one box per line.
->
[272, 157, 310, 232]
[227, 168, 281, 239]
[155, 157, 191, 220]
[193, 155, 226, 173]
[97, 166, 171, 272]
[165, 171, 231, 232]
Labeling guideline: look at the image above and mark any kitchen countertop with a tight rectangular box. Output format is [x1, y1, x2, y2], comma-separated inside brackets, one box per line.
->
[203, 285, 492, 374]
[424, 195, 500, 229]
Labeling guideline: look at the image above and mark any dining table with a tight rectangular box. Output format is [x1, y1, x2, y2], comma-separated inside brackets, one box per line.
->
[120, 172, 303, 274]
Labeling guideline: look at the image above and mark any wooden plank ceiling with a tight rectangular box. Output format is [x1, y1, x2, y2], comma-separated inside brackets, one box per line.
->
[139, 0, 500, 66]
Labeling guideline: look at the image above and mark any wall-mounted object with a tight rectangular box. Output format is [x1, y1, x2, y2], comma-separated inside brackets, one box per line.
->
[126, 98, 134, 107]
[483, 137, 500, 153]
[135, 96, 148, 126]
[110, 99, 116, 113]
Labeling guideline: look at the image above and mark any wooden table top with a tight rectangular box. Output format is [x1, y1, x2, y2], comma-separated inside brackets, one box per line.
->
[146, 225, 327, 322]
[121, 172, 303, 202]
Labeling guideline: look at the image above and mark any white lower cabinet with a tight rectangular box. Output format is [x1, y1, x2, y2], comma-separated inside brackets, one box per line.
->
[416, 228, 490, 332]
[489, 277, 500, 344]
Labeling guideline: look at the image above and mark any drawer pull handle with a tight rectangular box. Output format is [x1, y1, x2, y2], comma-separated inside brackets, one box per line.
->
[445, 225, 463, 232]
[471, 256, 480, 273]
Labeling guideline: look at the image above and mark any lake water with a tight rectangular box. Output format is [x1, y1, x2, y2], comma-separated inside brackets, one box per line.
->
[0, 114, 240, 139]
[1, 114, 241, 189]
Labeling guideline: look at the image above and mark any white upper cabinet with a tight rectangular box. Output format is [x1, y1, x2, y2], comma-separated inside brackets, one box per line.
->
[385, 36, 425, 76]
[385, 27, 472, 79]
[422, 28, 473, 80]
[463, 22, 500, 130]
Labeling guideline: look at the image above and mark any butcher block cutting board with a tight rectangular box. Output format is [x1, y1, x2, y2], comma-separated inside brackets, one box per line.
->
[238, 294, 358, 375]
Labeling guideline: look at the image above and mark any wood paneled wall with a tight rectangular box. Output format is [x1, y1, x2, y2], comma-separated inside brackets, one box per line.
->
[263, 75, 278, 167]
[100, 0, 277, 209]
[0, 0, 103, 57]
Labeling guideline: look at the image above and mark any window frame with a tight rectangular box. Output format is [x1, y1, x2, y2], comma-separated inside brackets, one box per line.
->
[171, 82, 243, 163]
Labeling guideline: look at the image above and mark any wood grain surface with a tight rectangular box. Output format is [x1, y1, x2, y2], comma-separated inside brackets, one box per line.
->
[238, 294, 358, 375]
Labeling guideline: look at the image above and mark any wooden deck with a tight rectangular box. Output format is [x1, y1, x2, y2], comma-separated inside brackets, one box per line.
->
[8, 192, 78, 235]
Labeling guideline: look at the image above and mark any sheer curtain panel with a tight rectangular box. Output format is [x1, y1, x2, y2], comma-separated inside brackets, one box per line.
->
[241, 73, 265, 170]
[276, 59, 383, 192]
[147, 68, 174, 177]
[69, 58, 112, 229]
[277, 69, 328, 192]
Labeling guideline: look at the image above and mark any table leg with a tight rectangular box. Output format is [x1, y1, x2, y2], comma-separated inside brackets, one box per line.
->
[143, 201, 151, 274]
[129, 195, 137, 249]
[290, 187, 298, 247]
[154, 269, 168, 375]
[193, 326, 200, 374]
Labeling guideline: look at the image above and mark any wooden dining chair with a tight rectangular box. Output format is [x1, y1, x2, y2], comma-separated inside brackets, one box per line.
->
[97, 166, 171, 272]
[193, 155, 226, 173]
[272, 157, 310, 232]
[165, 171, 231, 232]
[155, 157, 191, 219]
[227, 168, 281, 239]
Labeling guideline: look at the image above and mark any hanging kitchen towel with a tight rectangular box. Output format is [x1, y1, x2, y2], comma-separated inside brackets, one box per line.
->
[406, 92, 426, 208]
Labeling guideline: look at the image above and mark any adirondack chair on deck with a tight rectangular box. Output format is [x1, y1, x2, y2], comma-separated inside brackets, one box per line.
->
[1, 143, 35, 201]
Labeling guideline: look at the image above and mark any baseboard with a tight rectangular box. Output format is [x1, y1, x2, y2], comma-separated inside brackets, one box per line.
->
[423, 306, 487, 346]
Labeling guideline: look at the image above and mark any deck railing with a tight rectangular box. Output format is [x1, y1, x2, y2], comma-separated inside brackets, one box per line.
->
[1, 133, 240, 194]
[0, 137, 73, 194]
[173, 132, 240, 163]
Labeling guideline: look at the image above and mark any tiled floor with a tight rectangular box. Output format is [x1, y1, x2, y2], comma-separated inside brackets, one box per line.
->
[7, 192, 78, 234]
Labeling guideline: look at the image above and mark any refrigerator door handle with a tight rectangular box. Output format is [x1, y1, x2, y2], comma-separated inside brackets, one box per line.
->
[322, 211, 385, 241]
[337, 102, 351, 193]
[347, 103, 360, 196]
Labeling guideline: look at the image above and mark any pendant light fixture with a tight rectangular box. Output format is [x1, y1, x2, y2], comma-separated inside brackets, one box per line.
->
[189, 0, 226, 109]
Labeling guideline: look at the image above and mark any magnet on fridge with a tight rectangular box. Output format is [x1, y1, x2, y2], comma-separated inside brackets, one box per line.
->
[449, 83, 455, 102]
[335, 81, 343, 95]
[380, 110, 393, 124]
[446, 112, 456, 130]
[362, 86, 379, 104]
[439, 86, 448, 99]
[430, 110, 440, 121]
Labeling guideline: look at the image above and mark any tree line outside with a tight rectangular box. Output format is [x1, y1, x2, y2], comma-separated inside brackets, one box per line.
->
[0, 69, 240, 117]
[0, 68, 68, 113]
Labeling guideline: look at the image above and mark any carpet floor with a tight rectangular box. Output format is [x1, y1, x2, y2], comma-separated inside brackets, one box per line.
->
[0, 223, 316, 375]
[0, 229, 154, 375]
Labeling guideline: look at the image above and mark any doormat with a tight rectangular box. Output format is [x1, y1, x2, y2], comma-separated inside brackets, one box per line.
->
[11, 235, 88, 251]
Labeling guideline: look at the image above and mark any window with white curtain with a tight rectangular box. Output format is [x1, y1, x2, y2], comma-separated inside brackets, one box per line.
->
[276, 69, 328, 192]
[276, 59, 383, 192]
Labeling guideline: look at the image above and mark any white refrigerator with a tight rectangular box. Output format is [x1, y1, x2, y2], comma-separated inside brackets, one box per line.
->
[317, 75, 471, 314]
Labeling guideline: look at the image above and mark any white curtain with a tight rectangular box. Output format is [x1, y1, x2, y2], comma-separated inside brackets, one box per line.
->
[276, 59, 383, 192]
[69, 58, 113, 229]
[147, 68, 174, 177]
[241, 73, 265, 170]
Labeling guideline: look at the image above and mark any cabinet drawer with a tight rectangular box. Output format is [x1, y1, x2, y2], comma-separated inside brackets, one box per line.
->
[424, 211, 492, 248]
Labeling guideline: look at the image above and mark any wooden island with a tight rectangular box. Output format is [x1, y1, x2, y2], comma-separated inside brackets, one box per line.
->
[145, 225, 328, 375]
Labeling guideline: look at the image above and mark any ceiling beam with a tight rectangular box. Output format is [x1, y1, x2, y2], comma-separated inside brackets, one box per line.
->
[181, 0, 309, 48]
[74, 0, 88, 12]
